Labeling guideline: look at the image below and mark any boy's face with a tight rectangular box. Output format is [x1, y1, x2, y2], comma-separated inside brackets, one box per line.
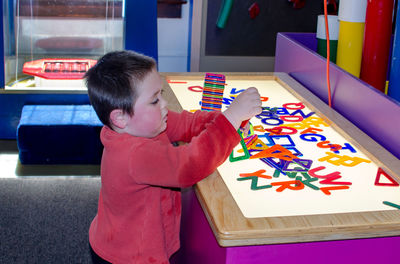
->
[125, 68, 168, 138]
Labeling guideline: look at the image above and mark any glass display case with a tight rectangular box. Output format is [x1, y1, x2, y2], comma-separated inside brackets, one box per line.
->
[0, 0, 158, 139]
[3, 0, 124, 90]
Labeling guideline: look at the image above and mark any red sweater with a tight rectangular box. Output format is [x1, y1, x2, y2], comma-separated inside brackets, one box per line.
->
[89, 110, 240, 263]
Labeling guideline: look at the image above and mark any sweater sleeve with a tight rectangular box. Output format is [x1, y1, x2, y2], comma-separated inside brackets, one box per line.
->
[166, 110, 221, 143]
[129, 113, 241, 188]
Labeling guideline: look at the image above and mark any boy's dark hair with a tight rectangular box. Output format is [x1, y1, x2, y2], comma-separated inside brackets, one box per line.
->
[84, 50, 156, 128]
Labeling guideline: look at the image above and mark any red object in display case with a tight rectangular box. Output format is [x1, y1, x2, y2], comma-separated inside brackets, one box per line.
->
[23, 58, 97, 80]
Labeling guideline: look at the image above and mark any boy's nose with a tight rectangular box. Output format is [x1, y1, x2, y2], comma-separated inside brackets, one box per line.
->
[160, 97, 167, 109]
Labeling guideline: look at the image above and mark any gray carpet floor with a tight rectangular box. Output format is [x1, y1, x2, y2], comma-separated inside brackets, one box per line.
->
[0, 178, 100, 263]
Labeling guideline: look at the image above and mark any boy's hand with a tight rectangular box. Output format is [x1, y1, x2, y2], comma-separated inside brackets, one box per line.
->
[223, 87, 262, 130]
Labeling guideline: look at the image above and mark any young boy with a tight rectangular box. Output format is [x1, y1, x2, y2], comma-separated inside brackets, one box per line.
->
[85, 50, 262, 264]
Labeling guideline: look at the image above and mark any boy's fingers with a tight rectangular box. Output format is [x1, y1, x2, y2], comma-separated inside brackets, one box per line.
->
[254, 107, 262, 115]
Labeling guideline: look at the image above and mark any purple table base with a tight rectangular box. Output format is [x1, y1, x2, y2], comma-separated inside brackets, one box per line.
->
[174, 188, 400, 264]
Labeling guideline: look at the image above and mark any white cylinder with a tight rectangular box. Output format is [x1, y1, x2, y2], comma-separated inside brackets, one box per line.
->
[338, 0, 367, 22]
[316, 15, 339, 40]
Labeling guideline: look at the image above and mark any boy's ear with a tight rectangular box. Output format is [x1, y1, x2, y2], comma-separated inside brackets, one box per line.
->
[110, 109, 128, 129]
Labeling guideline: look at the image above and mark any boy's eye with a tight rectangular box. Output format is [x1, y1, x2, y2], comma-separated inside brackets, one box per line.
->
[151, 98, 159, 105]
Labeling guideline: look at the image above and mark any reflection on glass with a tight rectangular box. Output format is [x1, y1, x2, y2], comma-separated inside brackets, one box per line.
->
[3, 0, 124, 90]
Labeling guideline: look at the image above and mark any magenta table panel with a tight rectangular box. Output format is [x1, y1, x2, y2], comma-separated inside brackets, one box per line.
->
[176, 188, 400, 264]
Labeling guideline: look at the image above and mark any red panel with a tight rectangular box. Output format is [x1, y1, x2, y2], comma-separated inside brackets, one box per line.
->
[360, 0, 394, 92]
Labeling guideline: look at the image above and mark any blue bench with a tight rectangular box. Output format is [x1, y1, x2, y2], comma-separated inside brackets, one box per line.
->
[17, 105, 103, 164]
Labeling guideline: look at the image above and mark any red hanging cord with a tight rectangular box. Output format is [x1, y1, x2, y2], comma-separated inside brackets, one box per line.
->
[324, 0, 332, 108]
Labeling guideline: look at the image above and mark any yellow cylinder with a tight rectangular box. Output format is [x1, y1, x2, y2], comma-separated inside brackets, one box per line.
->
[336, 21, 365, 77]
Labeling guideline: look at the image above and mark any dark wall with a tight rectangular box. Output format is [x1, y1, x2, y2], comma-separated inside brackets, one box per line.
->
[206, 0, 325, 57]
